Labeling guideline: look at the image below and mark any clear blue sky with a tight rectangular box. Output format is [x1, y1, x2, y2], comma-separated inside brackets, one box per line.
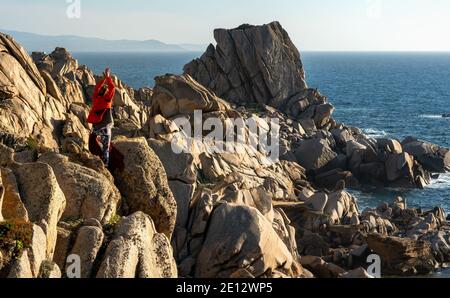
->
[1, 0, 449, 51]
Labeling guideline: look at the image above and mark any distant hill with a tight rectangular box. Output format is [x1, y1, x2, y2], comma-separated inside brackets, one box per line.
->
[1, 30, 206, 53]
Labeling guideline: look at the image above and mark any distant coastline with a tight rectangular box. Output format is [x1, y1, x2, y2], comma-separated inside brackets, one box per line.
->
[1, 29, 207, 53]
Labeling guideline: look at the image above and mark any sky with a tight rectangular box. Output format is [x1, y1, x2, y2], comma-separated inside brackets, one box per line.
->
[1, 0, 450, 51]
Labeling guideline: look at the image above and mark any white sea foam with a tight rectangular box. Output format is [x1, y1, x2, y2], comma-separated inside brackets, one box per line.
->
[428, 173, 450, 190]
[363, 128, 388, 138]
[419, 114, 448, 119]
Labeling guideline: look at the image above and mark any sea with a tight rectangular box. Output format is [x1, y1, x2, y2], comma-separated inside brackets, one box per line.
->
[73, 52, 450, 213]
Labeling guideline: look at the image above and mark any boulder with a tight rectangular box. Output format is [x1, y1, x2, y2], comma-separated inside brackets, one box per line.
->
[0, 33, 67, 148]
[62, 112, 90, 151]
[377, 138, 403, 154]
[294, 138, 338, 172]
[148, 114, 180, 142]
[323, 190, 360, 225]
[299, 255, 346, 278]
[195, 203, 300, 278]
[168, 180, 195, 256]
[211, 173, 274, 222]
[96, 212, 177, 278]
[1, 222, 47, 278]
[11, 162, 66, 258]
[366, 233, 437, 276]
[177, 189, 218, 269]
[331, 128, 355, 149]
[151, 74, 230, 119]
[402, 138, 450, 173]
[385, 153, 414, 183]
[38, 153, 120, 225]
[298, 231, 330, 257]
[148, 139, 197, 184]
[112, 138, 177, 238]
[69, 224, 104, 278]
[272, 208, 299, 260]
[53, 225, 74, 272]
[7, 250, 33, 278]
[184, 22, 307, 110]
[197, 140, 302, 200]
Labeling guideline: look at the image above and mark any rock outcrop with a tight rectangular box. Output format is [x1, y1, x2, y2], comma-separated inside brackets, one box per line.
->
[195, 202, 299, 278]
[0, 33, 66, 148]
[38, 153, 120, 225]
[11, 162, 66, 259]
[151, 74, 230, 118]
[1, 23, 450, 280]
[96, 212, 177, 278]
[184, 23, 438, 191]
[366, 234, 437, 275]
[112, 138, 177, 239]
[402, 137, 450, 173]
[184, 22, 307, 110]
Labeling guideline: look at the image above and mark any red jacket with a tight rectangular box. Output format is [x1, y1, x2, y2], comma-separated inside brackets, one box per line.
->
[87, 77, 116, 124]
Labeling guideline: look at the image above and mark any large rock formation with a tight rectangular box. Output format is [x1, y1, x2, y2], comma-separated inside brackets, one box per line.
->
[0, 33, 66, 148]
[195, 202, 299, 278]
[1, 24, 450, 280]
[184, 23, 438, 190]
[184, 22, 307, 110]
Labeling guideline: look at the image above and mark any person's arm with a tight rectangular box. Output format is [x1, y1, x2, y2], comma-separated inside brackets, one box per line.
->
[93, 78, 107, 99]
[103, 76, 116, 102]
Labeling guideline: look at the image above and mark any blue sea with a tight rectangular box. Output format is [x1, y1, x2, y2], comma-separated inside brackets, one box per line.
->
[73, 52, 450, 212]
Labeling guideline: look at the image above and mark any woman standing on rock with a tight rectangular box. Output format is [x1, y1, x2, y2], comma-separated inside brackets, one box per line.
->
[87, 67, 115, 166]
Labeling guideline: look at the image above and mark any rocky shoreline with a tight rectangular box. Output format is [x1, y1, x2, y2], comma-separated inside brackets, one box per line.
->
[0, 22, 449, 278]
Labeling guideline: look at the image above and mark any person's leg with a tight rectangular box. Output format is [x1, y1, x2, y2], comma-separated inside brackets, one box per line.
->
[100, 125, 112, 166]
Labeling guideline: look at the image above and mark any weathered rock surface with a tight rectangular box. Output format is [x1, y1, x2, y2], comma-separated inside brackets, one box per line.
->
[69, 223, 104, 278]
[96, 212, 177, 278]
[0, 33, 65, 148]
[11, 162, 66, 258]
[1, 24, 450, 280]
[112, 138, 177, 238]
[402, 137, 450, 173]
[151, 74, 230, 118]
[194, 202, 299, 278]
[184, 22, 307, 110]
[366, 233, 437, 276]
[38, 153, 120, 225]
[294, 138, 338, 172]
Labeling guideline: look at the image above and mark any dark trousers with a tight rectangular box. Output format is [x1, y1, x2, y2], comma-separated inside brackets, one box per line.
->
[92, 125, 112, 165]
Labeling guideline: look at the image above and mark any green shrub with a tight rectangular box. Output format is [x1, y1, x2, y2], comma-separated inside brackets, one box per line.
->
[0, 220, 33, 261]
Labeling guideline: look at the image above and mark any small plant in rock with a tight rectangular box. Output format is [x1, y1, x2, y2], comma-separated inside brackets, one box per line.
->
[25, 137, 39, 150]
[103, 214, 122, 236]
[0, 220, 33, 261]
[108, 214, 121, 227]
